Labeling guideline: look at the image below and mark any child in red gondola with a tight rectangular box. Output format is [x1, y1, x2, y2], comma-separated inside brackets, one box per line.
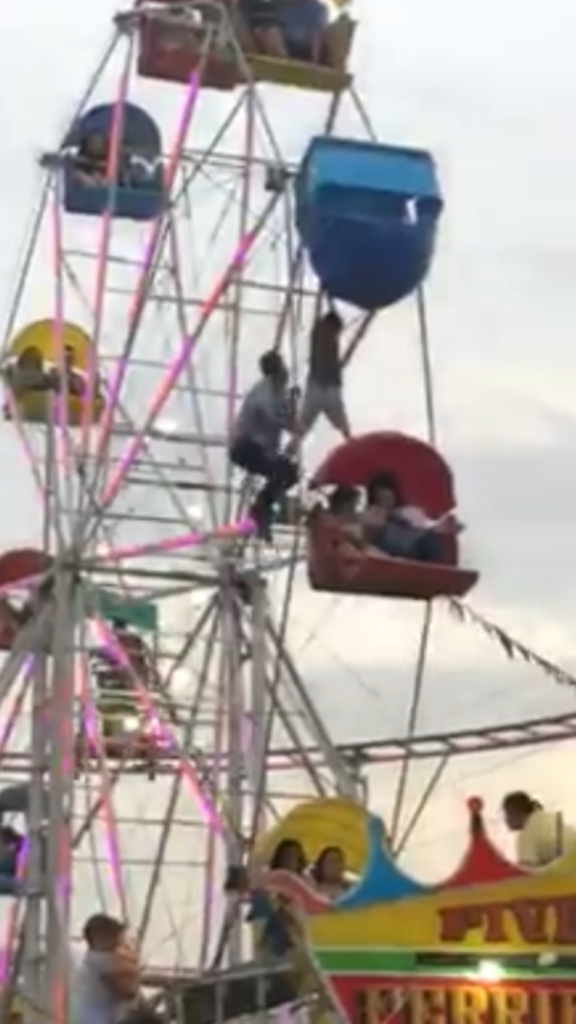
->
[362, 472, 461, 564]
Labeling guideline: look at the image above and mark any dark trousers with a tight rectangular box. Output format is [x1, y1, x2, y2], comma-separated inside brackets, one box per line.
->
[409, 529, 447, 564]
[374, 523, 448, 565]
[230, 439, 298, 518]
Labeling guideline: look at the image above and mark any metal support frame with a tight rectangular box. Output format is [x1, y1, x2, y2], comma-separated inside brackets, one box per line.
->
[0, 0, 549, 1010]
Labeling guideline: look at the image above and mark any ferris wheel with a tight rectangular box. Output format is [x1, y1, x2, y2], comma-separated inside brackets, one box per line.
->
[2, 2, 573, 1024]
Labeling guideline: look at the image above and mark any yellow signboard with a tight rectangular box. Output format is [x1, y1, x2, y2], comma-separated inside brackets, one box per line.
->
[255, 797, 576, 1024]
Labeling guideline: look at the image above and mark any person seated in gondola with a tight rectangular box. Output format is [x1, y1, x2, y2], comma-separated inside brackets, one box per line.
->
[362, 472, 462, 565]
[3, 347, 56, 396]
[0, 824, 24, 894]
[121, 149, 161, 191]
[48, 344, 89, 397]
[245, 839, 308, 960]
[237, 0, 289, 59]
[230, 350, 298, 540]
[311, 485, 362, 545]
[279, 0, 354, 70]
[296, 310, 351, 443]
[109, 617, 159, 687]
[73, 133, 109, 186]
[309, 845, 350, 899]
[72, 133, 133, 189]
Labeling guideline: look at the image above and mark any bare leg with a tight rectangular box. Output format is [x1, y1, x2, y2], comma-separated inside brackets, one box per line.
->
[324, 387, 352, 440]
[322, 14, 355, 69]
[255, 26, 288, 58]
[230, 9, 254, 50]
[309, 32, 322, 63]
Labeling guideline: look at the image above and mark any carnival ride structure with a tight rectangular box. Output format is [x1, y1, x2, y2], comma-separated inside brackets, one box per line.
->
[254, 796, 576, 1024]
[0, 1, 574, 1023]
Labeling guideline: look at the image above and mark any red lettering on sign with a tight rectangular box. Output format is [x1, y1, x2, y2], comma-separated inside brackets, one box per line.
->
[438, 897, 576, 946]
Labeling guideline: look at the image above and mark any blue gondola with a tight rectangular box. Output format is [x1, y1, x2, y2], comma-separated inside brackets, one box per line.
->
[295, 137, 443, 310]
[63, 102, 165, 221]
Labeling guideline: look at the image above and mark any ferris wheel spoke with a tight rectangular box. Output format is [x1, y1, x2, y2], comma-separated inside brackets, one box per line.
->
[137, 600, 223, 954]
[91, 617, 231, 835]
[232, 597, 331, 799]
[165, 220, 219, 528]
[90, 75, 204, 488]
[96, 188, 286, 521]
[393, 753, 451, 858]
[388, 602, 434, 849]
[268, 616, 361, 798]
[77, 36, 137, 467]
[75, 617, 129, 919]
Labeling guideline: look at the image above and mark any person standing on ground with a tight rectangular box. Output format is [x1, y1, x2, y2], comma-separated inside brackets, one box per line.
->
[74, 913, 142, 1024]
[230, 350, 298, 540]
[297, 310, 351, 441]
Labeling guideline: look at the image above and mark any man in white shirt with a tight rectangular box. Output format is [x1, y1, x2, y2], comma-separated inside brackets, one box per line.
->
[502, 791, 576, 868]
[230, 350, 298, 540]
[74, 914, 141, 1024]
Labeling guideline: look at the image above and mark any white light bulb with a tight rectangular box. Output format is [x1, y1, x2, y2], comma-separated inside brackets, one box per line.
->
[474, 960, 504, 984]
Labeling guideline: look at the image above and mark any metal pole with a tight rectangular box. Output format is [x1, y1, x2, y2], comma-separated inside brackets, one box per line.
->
[266, 617, 359, 800]
[248, 578, 268, 837]
[21, 647, 49, 1024]
[45, 569, 77, 1024]
[22, 423, 58, 1024]
[137, 598, 221, 950]
[220, 572, 244, 965]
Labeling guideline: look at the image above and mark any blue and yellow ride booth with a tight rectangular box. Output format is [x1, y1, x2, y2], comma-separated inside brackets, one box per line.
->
[259, 796, 576, 1024]
[2, 320, 104, 427]
[137, 0, 355, 94]
[307, 432, 479, 600]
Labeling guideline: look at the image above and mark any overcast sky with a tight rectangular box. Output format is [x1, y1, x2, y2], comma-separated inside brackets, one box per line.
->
[2, 0, 576, 968]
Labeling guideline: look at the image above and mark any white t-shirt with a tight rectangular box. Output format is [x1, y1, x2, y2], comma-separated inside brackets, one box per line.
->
[73, 950, 134, 1024]
[517, 809, 576, 867]
[399, 505, 432, 529]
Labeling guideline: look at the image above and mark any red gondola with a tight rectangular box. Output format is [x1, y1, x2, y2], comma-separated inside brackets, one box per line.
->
[308, 432, 479, 601]
[136, 0, 353, 94]
[0, 601, 22, 651]
[0, 549, 52, 652]
[0, 549, 51, 589]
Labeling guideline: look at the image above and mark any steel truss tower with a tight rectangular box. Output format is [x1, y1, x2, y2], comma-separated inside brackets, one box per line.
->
[0, 3, 377, 1020]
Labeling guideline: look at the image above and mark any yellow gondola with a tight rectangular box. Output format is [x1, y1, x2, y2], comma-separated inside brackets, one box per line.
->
[250, 799, 384, 1024]
[252, 797, 381, 874]
[3, 320, 104, 427]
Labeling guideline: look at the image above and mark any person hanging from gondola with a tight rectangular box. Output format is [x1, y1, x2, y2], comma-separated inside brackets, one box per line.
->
[230, 350, 298, 541]
[296, 308, 351, 442]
